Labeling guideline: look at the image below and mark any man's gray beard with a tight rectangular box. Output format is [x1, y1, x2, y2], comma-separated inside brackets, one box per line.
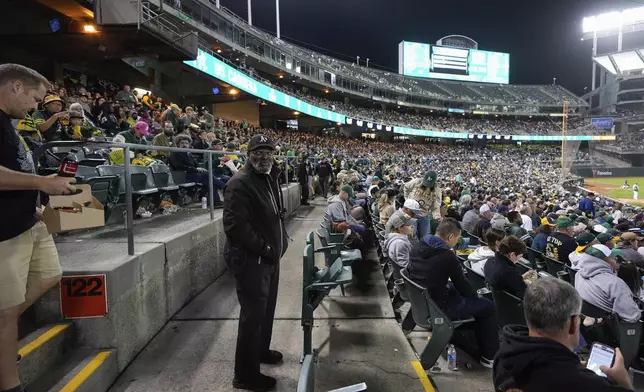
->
[252, 161, 272, 174]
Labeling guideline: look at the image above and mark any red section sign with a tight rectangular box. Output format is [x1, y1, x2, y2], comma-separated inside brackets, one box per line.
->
[60, 274, 108, 319]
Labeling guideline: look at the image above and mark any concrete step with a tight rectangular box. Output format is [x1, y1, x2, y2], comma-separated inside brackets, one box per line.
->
[19, 323, 75, 387]
[27, 349, 118, 392]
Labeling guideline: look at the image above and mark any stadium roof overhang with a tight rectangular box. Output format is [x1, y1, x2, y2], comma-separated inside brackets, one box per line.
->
[592, 50, 644, 76]
[5, 0, 193, 62]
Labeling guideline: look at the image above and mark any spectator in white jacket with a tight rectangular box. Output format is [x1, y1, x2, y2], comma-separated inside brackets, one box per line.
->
[468, 228, 505, 277]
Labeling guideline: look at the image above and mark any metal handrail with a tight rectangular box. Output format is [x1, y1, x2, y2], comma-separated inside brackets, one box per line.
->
[33, 140, 297, 255]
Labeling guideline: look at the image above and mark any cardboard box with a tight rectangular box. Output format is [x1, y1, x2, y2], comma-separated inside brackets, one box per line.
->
[42, 184, 105, 234]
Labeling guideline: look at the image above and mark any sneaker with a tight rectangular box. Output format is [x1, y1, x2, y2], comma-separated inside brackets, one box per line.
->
[479, 357, 494, 369]
[17, 353, 22, 364]
[233, 374, 277, 391]
[260, 350, 283, 365]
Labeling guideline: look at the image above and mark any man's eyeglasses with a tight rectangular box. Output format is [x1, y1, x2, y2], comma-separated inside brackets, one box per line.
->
[251, 150, 273, 158]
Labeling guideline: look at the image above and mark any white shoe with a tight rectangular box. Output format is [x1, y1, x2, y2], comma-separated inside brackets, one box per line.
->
[480, 357, 494, 369]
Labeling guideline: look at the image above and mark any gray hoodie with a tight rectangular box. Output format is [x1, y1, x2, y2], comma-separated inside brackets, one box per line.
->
[384, 233, 412, 268]
[574, 253, 641, 322]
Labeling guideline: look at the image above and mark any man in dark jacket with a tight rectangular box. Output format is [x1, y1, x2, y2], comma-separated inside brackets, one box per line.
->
[406, 218, 499, 367]
[316, 157, 332, 198]
[168, 135, 224, 207]
[223, 134, 288, 392]
[298, 156, 309, 206]
[494, 277, 633, 392]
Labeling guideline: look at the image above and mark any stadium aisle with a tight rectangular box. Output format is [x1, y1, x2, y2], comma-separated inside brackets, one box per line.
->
[106, 200, 426, 392]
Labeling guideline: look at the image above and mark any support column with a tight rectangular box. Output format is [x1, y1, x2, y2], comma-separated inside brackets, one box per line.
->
[276, 0, 281, 39]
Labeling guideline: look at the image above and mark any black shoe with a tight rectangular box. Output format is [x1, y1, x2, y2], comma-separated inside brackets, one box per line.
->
[260, 350, 283, 364]
[213, 201, 224, 209]
[233, 374, 277, 391]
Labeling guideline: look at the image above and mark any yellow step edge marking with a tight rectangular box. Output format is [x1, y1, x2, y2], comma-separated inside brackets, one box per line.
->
[19, 324, 70, 358]
[410, 360, 436, 392]
[60, 351, 112, 392]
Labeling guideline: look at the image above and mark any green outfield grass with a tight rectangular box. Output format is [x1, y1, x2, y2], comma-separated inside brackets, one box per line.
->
[584, 177, 644, 206]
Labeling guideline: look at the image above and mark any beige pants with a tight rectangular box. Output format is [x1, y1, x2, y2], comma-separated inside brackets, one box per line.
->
[0, 222, 61, 310]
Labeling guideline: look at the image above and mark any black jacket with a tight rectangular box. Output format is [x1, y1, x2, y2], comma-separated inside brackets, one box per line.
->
[223, 163, 288, 265]
[494, 325, 631, 392]
[168, 151, 199, 173]
[406, 235, 475, 310]
[484, 252, 526, 299]
[317, 161, 332, 178]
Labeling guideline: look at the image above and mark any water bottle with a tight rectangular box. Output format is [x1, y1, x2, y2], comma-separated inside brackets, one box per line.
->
[201, 197, 208, 209]
[447, 344, 458, 371]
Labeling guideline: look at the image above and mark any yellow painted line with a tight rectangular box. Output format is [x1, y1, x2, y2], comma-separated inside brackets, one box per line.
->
[19, 324, 70, 358]
[60, 351, 112, 392]
[411, 360, 436, 392]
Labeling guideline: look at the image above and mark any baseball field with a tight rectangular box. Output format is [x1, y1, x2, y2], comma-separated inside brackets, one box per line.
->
[583, 177, 644, 207]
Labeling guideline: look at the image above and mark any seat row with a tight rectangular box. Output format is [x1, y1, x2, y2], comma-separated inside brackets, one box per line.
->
[74, 164, 205, 221]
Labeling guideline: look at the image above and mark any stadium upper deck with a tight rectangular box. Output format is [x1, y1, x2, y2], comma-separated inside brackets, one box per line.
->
[158, 0, 588, 111]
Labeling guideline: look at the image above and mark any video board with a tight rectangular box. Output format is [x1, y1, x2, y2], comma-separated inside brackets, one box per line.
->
[398, 41, 510, 84]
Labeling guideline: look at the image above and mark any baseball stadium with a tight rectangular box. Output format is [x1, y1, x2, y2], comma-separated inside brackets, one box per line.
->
[4, 1, 644, 392]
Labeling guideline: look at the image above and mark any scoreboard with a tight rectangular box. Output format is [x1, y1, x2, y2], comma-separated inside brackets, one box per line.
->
[398, 41, 510, 84]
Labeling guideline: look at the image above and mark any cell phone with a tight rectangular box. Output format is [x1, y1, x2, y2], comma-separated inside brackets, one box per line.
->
[587, 343, 615, 377]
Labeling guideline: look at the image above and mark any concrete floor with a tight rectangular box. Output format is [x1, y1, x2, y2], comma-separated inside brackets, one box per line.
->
[107, 200, 495, 392]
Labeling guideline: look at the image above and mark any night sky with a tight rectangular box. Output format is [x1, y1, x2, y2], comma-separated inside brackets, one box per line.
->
[219, 0, 644, 96]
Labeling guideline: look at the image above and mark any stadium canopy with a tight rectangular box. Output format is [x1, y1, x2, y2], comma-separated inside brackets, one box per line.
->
[593, 50, 644, 75]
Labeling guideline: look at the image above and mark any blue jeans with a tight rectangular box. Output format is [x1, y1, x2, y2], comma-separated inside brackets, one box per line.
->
[187, 172, 226, 202]
[416, 216, 430, 241]
[350, 224, 366, 234]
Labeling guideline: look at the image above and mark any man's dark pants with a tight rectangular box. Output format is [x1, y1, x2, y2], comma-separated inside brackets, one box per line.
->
[227, 253, 280, 380]
[444, 283, 499, 359]
[300, 182, 309, 204]
[319, 176, 329, 198]
[399, 283, 499, 358]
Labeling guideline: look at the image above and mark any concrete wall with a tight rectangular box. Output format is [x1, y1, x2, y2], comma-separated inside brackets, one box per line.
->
[33, 184, 301, 372]
[213, 100, 260, 126]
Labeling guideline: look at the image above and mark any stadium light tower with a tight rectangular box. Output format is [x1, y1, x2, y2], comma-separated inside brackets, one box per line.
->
[276, 0, 281, 39]
[247, 0, 252, 26]
[582, 6, 644, 90]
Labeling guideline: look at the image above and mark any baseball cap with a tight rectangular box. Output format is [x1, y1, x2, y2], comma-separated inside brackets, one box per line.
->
[480, 204, 491, 214]
[225, 142, 236, 150]
[133, 121, 150, 136]
[621, 232, 644, 241]
[403, 199, 424, 216]
[43, 95, 63, 105]
[543, 213, 558, 226]
[595, 232, 614, 245]
[422, 171, 437, 187]
[341, 184, 355, 198]
[248, 135, 275, 152]
[587, 244, 612, 259]
[556, 216, 574, 229]
[389, 213, 416, 230]
[575, 232, 596, 247]
[371, 176, 380, 182]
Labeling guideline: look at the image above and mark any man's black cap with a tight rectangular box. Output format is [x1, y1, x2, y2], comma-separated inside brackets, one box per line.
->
[248, 134, 275, 152]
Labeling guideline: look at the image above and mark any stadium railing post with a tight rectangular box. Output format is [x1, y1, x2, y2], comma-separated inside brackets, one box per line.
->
[208, 152, 215, 221]
[123, 146, 135, 256]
